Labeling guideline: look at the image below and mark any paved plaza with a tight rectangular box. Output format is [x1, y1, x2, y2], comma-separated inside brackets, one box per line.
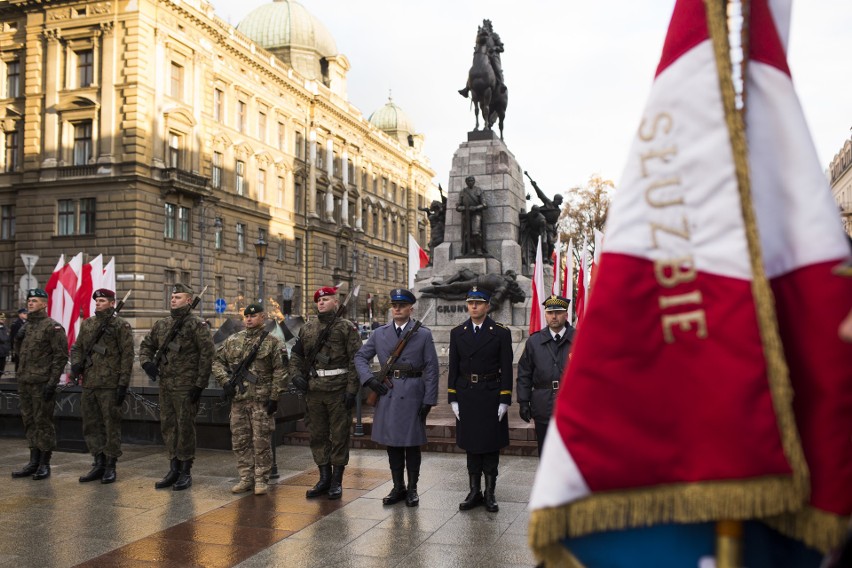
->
[0, 438, 539, 567]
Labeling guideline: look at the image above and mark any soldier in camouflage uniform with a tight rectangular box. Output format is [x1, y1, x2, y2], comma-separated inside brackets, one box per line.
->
[289, 286, 362, 500]
[139, 283, 214, 491]
[10, 289, 68, 481]
[213, 303, 287, 496]
[69, 289, 134, 484]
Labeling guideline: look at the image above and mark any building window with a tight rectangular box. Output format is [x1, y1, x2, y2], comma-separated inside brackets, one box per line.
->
[393, 261, 398, 283]
[0, 270, 13, 311]
[315, 145, 324, 170]
[257, 169, 266, 202]
[277, 241, 284, 261]
[372, 211, 378, 237]
[278, 122, 286, 151]
[236, 222, 246, 253]
[213, 88, 224, 122]
[293, 285, 302, 314]
[348, 200, 356, 227]
[170, 62, 183, 99]
[5, 130, 18, 172]
[374, 256, 379, 278]
[164, 269, 177, 309]
[277, 177, 284, 208]
[77, 49, 94, 88]
[348, 160, 354, 184]
[337, 244, 347, 270]
[214, 218, 223, 250]
[5, 59, 20, 98]
[294, 180, 303, 213]
[212, 151, 223, 189]
[1, 205, 15, 239]
[164, 203, 176, 239]
[237, 101, 247, 133]
[73, 121, 93, 165]
[57, 198, 95, 236]
[294, 237, 303, 264]
[321, 242, 329, 267]
[235, 160, 245, 196]
[333, 196, 341, 224]
[177, 206, 190, 241]
[295, 131, 303, 159]
[258, 227, 267, 242]
[382, 215, 388, 240]
[333, 153, 340, 178]
[384, 259, 389, 280]
[167, 132, 181, 169]
[352, 252, 359, 274]
[257, 105, 267, 141]
[236, 277, 246, 302]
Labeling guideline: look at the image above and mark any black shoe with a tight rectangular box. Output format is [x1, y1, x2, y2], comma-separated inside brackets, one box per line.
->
[405, 466, 420, 507]
[459, 474, 483, 511]
[12, 448, 40, 478]
[382, 469, 407, 506]
[306, 464, 332, 498]
[155, 458, 180, 489]
[79, 453, 106, 483]
[32, 451, 52, 481]
[484, 474, 498, 513]
[101, 457, 117, 484]
[173, 459, 193, 491]
[327, 465, 344, 500]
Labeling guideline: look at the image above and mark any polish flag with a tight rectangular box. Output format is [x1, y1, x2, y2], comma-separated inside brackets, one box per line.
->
[564, 238, 573, 308]
[528, 236, 546, 335]
[529, 0, 852, 561]
[102, 257, 117, 296]
[60, 253, 83, 349]
[408, 233, 429, 288]
[574, 238, 588, 328]
[45, 254, 65, 318]
[73, 254, 102, 322]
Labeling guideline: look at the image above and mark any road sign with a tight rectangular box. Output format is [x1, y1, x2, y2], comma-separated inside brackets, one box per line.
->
[20, 274, 37, 291]
[214, 298, 227, 314]
[20, 254, 39, 273]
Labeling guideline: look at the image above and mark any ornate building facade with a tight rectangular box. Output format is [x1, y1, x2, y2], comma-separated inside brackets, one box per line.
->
[829, 137, 852, 237]
[0, 0, 436, 327]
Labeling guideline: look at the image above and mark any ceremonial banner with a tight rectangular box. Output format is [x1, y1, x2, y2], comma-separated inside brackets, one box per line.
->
[529, 0, 851, 563]
[573, 238, 587, 328]
[528, 236, 545, 334]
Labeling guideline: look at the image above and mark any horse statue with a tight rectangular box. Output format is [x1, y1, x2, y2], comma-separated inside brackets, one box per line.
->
[459, 20, 508, 138]
[487, 82, 508, 140]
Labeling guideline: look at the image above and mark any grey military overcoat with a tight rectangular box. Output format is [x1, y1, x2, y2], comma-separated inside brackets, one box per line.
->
[354, 320, 439, 447]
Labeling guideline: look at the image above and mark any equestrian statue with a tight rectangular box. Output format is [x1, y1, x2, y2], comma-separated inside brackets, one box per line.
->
[459, 19, 509, 139]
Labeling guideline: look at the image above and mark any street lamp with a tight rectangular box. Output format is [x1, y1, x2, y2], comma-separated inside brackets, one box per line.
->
[254, 235, 268, 305]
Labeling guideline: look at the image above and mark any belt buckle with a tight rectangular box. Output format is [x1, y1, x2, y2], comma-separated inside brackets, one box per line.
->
[552, 380, 559, 390]
[393, 370, 401, 379]
[470, 374, 479, 384]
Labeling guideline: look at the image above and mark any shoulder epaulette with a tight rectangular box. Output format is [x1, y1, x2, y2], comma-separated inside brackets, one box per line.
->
[494, 322, 509, 330]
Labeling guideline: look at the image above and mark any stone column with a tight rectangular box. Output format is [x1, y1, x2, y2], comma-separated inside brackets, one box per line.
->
[97, 22, 116, 163]
[307, 131, 317, 217]
[41, 29, 62, 168]
[151, 28, 167, 168]
[354, 156, 363, 232]
[341, 188, 350, 227]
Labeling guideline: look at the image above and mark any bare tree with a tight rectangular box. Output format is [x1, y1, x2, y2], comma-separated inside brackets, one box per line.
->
[559, 174, 614, 265]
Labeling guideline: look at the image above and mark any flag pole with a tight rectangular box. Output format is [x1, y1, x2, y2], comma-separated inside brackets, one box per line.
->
[704, 0, 809, 563]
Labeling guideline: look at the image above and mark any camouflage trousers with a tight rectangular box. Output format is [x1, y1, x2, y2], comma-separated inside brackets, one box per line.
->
[304, 389, 352, 467]
[19, 382, 56, 451]
[230, 399, 274, 483]
[82, 387, 123, 458]
[159, 388, 199, 461]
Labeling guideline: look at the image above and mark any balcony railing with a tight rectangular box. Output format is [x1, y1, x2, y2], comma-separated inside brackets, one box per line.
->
[57, 164, 98, 178]
[159, 167, 210, 197]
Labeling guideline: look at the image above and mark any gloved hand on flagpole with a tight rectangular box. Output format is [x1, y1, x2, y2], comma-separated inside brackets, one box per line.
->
[497, 403, 508, 421]
[451, 401, 460, 421]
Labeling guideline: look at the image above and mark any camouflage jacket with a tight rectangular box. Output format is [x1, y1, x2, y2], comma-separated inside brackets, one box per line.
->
[212, 326, 287, 402]
[288, 312, 361, 394]
[70, 309, 134, 389]
[138, 305, 214, 391]
[14, 310, 68, 387]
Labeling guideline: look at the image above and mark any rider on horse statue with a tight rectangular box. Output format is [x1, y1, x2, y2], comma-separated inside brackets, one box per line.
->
[459, 19, 509, 137]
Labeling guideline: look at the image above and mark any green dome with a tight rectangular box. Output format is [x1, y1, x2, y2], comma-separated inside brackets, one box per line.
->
[236, 0, 337, 59]
[369, 98, 414, 136]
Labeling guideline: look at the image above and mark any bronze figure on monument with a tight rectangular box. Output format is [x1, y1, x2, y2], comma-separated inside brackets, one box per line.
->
[459, 19, 509, 138]
[524, 171, 563, 262]
[420, 269, 524, 310]
[456, 176, 487, 257]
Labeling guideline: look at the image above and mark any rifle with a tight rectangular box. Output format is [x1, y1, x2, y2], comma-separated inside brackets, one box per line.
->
[62, 290, 132, 391]
[150, 285, 208, 374]
[300, 285, 360, 383]
[365, 301, 434, 406]
[221, 330, 270, 400]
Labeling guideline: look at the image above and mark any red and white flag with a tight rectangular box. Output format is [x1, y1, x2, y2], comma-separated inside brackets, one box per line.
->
[551, 233, 563, 296]
[73, 254, 103, 322]
[530, 0, 852, 560]
[564, 238, 573, 307]
[574, 237, 588, 328]
[60, 253, 83, 349]
[102, 257, 116, 295]
[528, 236, 546, 335]
[45, 254, 65, 318]
[408, 233, 429, 288]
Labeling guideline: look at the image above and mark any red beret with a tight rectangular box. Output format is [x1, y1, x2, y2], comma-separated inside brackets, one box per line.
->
[314, 286, 338, 302]
[92, 288, 116, 300]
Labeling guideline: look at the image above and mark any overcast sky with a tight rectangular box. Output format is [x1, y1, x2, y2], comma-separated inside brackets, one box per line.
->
[210, 0, 852, 200]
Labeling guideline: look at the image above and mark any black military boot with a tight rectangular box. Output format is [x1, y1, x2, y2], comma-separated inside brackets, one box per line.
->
[32, 451, 52, 480]
[305, 464, 332, 498]
[484, 474, 499, 513]
[173, 459, 193, 491]
[459, 474, 484, 511]
[327, 465, 344, 500]
[154, 458, 180, 489]
[101, 457, 118, 484]
[405, 467, 420, 508]
[79, 453, 106, 483]
[382, 469, 407, 506]
[11, 448, 40, 478]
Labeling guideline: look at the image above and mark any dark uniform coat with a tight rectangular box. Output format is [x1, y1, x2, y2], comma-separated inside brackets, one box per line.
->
[516, 326, 575, 423]
[447, 315, 513, 453]
[354, 320, 439, 447]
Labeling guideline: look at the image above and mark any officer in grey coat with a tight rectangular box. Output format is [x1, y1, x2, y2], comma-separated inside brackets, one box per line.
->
[355, 289, 439, 507]
[516, 295, 575, 456]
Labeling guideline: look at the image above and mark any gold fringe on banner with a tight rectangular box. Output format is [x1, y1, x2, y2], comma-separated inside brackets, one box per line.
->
[765, 508, 850, 555]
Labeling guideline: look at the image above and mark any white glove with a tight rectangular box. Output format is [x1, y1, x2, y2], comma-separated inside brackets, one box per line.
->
[451, 401, 460, 421]
[497, 403, 508, 422]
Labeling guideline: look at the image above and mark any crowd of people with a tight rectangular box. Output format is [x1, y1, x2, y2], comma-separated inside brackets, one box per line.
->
[7, 282, 580, 514]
